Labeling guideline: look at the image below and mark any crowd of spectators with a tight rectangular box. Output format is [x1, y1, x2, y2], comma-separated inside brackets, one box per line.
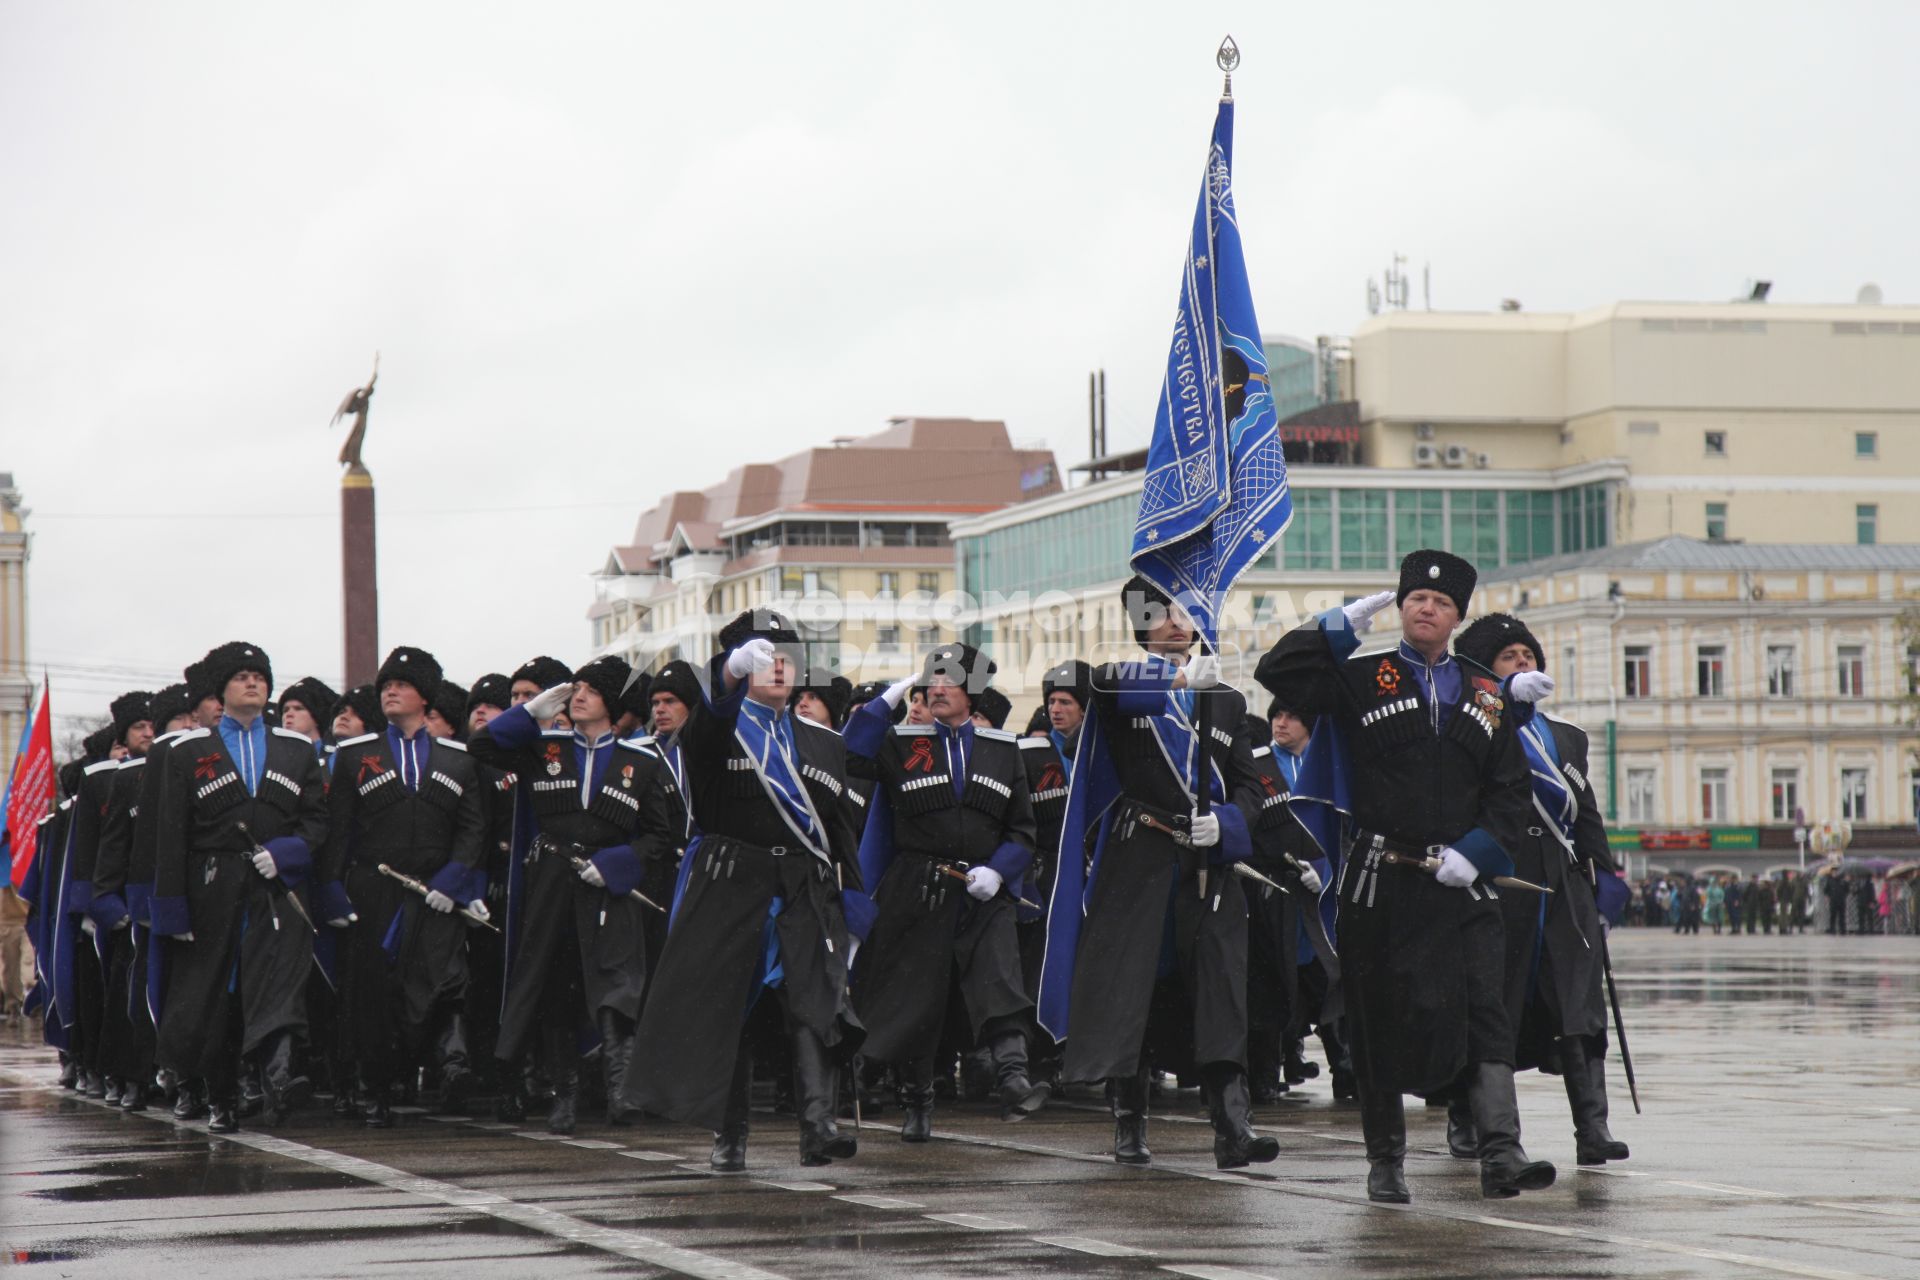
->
[1623, 869, 1918, 936]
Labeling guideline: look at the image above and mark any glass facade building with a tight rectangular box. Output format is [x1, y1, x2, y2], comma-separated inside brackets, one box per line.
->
[958, 479, 1614, 600]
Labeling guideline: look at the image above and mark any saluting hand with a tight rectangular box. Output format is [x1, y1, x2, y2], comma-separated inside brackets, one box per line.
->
[1507, 671, 1555, 703]
[526, 682, 575, 721]
[724, 638, 778, 680]
[1178, 654, 1221, 691]
[1341, 590, 1396, 634]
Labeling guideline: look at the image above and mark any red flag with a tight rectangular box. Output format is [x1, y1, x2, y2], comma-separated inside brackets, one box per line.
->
[6, 684, 53, 886]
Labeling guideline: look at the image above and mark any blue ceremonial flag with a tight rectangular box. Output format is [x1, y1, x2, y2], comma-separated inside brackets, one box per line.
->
[1129, 89, 1289, 650]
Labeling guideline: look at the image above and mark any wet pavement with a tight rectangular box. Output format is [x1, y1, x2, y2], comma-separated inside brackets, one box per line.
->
[4, 932, 1918, 1279]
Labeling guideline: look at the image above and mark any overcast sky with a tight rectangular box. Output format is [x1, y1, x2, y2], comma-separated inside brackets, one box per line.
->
[3, 1, 1912, 729]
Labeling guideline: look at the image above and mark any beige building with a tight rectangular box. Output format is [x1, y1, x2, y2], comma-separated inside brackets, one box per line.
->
[590, 419, 1059, 680]
[1352, 299, 1920, 548]
[1, 474, 29, 783]
[1478, 538, 1920, 870]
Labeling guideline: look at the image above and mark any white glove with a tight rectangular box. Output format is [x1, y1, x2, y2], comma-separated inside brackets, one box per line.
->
[724, 638, 777, 680]
[1297, 863, 1323, 896]
[251, 849, 279, 879]
[466, 900, 491, 924]
[172, 931, 195, 942]
[578, 860, 606, 888]
[423, 889, 455, 914]
[113, 917, 130, 931]
[526, 682, 574, 721]
[965, 865, 1003, 901]
[1435, 848, 1479, 888]
[846, 938, 861, 970]
[1188, 810, 1221, 848]
[880, 673, 917, 708]
[81, 917, 97, 938]
[1182, 653, 1221, 691]
[327, 915, 355, 929]
[1508, 671, 1555, 703]
[1341, 590, 1396, 634]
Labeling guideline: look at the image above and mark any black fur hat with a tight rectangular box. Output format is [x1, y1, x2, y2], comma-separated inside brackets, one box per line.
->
[571, 654, 633, 716]
[918, 642, 996, 698]
[58, 758, 87, 798]
[335, 684, 386, 734]
[1024, 705, 1052, 736]
[109, 690, 154, 745]
[849, 679, 905, 725]
[466, 673, 513, 715]
[199, 641, 272, 698]
[512, 655, 573, 692]
[376, 646, 443, 700]
[1396, 548, 1477, 616]
[1121, 574, 1193, 649]
[791, 672, 852, 728]
[1042, 659, 1092, 710]
[279, 676, 340, 727]
[82, 726, 115, 763]
[1455, 612, 1546, 674]
[147, 683, 194, 731]
[972, 686, 1012, 730]
[617, 669, 653, 722]
[431, 680, 469, 734]
[649, 660, 702, 711]
[716, 608, 802, 653]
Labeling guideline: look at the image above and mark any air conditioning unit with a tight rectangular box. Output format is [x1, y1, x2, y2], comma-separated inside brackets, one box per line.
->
[1442, 443, 1470, 468]
[1414, 422, 1435, 441]
[1412, 442, 1439, 468]
[1474, 451, 1491, 469]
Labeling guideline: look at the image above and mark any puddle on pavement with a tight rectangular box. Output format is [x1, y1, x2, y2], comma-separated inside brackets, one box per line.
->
[30, 1156, 360, 1202]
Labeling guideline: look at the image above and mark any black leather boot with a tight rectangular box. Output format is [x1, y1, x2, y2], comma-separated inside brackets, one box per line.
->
[711, 1043, 752, 1172]
[897, 1067, 935, 1143]
[207, 1085, 241, 1135]
[985, 1022, 1050, 1119]
[596, 1009, 641, 1125]
[103, 1076, 125, 1107]
[1559, 1038, 1628, 1164]
[82, 1068, 106, 1100]
[120, 1080, 149, 1113]
[546, 1034, 578, 1137]
[260, 1031, 313, 1125]
[364, 1092, 394, 1129]
[794, 1030, 857, 1166]
[1468, 1061, 1556, 1198]
[1108, 1072, 1151, 1166]
[1446, 1094, 1478, 1159]
[438, 1011, 476, 1114]
[1360, 1085, 1409, 1203]
[58, 1054, 78, 1090]
[172, 1078, 206, 1121]
[1207, 1067, 1280, 1170]
[237, 1063, 266, 1118]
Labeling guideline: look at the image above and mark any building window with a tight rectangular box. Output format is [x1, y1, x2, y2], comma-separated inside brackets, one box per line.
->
[1337, 490, 1389, 570]
[1561, 645, 1577, 697]
[1855, 431, 1878, 458]
[1766, 645, 1796, 697]
[1857, 503, 1877, 545]
[1623, 645, 1652, 699]
[1696, 645, 1726, 698]
[1840, 768, 1870, 822]
[875, 626, 900, 650]
[876, 572, 897, 598]
[1704, 430, 1727, 457]
[1560, 483, 1610, 554]
[1770, 769, 1800, 823]
[1627, 768, 1658, 825]
[1503, 490, 1556, 565]
[1836, 645, 1866, 697]
[1281, 489, 1334, 571]
[1700, 768, 1729, 824]
[1705, 502, 1727, 541]
[1394, 490, 1445, 560]
[1450, 490, 1501, 565]
[917, 571, 941, 595]
[1907, 646, 1920, 696]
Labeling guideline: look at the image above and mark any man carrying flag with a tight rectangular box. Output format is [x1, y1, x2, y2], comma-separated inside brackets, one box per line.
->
[1037, 51, 1288, 1171]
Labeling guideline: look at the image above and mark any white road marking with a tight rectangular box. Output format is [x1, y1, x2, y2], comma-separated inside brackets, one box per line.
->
[620, 1150, 685, 1162]
[1, 1066, 790, 1280]
[754, 1179, 834, 1192]
[833, 1194, 926, 1209]
[1034, 1235, 1151, 1257]
[564, 1139, 624, 1150]
[512, 1130, 573, 1141]
[923, 1212, 1027, 1230]
[465, 1121, 517, 1130]
[1160, 1266, 1276, 1280]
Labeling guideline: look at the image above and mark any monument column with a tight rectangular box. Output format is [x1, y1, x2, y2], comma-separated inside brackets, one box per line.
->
[333, 357, 380, 687]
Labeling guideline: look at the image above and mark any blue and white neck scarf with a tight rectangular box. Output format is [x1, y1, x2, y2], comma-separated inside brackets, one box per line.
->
[1517, 711, 1577, 858]
[1147, 687, 1225, 805]
[736, 699, 827, 858]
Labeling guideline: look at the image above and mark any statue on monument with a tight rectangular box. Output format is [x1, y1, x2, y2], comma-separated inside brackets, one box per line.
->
[331, 355, 379, 475]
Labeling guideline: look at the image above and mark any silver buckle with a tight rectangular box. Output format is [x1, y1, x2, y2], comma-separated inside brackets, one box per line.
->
[768, 845, 788, 857]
